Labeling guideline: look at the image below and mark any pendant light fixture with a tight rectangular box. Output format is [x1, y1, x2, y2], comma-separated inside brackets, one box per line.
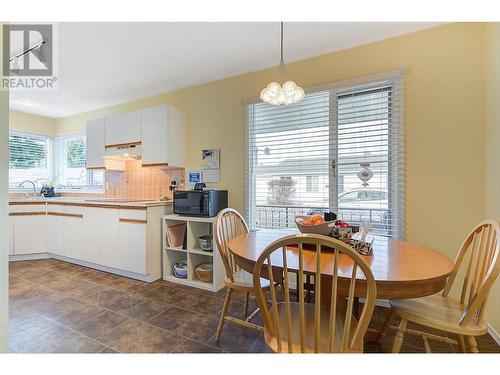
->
[260, 22, 305, 106]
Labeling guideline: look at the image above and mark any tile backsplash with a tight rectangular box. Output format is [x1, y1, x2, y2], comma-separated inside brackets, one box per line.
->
[104, 160, 185, 200]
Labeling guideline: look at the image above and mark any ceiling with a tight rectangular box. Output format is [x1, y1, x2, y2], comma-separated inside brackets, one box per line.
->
[10, 22, 442, 118]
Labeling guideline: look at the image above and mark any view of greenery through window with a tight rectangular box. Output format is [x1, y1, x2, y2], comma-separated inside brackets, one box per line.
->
[9, 134, 47, 169]
[66, 137, 85, 168]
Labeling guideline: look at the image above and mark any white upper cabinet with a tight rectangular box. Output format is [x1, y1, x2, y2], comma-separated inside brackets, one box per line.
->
[122, 110, 142, 144]
[86, 105, 185, 167]
[86, 118, 105, 169]
[141, 105, 185, 167]
[104, 114, 123, 146]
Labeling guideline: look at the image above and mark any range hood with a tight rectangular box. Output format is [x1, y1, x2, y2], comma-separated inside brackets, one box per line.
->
[102, 142, 142, 161]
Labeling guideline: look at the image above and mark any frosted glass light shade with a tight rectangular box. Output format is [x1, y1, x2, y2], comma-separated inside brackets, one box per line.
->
[260, 80, 305, 105]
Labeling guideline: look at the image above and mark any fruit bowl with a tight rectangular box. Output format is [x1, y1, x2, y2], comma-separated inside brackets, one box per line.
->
[295, 215, 335, 236]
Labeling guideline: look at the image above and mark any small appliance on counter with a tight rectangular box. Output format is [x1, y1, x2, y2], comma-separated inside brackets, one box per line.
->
[173, 188, 228, 217]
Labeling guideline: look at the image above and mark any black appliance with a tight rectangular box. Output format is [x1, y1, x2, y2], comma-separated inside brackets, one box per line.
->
[173, 189, 228, 217]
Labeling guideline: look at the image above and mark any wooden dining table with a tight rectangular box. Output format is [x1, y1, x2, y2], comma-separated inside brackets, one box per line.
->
[228, 229, 454, 300]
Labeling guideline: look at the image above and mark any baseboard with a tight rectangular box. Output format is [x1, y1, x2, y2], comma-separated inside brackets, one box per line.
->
[9, 253, 157, 283]
[10, 253, 51, 261]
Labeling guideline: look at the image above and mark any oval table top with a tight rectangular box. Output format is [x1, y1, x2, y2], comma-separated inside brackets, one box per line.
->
[228, 229, 455, 300]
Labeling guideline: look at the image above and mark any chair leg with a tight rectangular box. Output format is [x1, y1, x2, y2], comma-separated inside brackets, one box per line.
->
[377, 307, 396, 344]
[216, 288, 233, 341]
[243, 291, 250, 319]
[466, 336, 479, 353]
[391, 318, 407, 353]
[457, 335, 466, 353]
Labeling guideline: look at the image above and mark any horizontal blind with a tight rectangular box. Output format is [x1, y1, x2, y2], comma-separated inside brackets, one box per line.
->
[9, 132, 50, 189]
[246, 91, 331, 229]
[332, 79, 404, 238]
[54, 134, 104, 189]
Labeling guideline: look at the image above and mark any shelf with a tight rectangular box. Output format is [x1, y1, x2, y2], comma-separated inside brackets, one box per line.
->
[164, 246, 187, 253]
[162, 214, 224, 293]
[188, 248, 214, 256]
[163, 274, 218, 292]
[163, 214, 216, 223]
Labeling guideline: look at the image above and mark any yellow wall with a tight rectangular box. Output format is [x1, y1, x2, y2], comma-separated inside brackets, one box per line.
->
[484, 23, 500, 339]
[54, 23, 498, 333]
[9, 110, 56, 136]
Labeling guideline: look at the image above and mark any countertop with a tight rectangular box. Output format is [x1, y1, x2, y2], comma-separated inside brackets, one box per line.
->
[9, 196, 172, 208]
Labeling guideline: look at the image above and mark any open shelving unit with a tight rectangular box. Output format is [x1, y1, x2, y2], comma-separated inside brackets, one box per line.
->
[162, 214, 225, 292]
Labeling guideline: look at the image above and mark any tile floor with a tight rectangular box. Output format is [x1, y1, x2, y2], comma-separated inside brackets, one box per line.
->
[8, 259, 500, 353]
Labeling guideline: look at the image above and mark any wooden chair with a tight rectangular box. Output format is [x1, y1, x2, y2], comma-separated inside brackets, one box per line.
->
[214, 208, 269, 340]
[253, 233, 377, 353]
[381, 219, 500, 353]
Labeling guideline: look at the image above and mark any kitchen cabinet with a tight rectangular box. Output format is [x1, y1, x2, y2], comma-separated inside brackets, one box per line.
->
[122, 110, 142, 144]
[63, 207, 84, 260]
[9, 201, 170, 282]
[82, 207, 102, 264]
[141, 105, 185, 167]
[12, 214, 46, 255]
[119, 219, 147, 274]
[46, 205, 65, 256]
[86, 117, 106, 169]
[104, 114, 123, 146]
[99, 209, 120, 269]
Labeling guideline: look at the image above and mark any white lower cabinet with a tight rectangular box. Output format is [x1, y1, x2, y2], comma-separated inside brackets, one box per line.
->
[46, 205, 65, 256]
[99, 209, 120, 269]
[10, 202, 169, 281]
[118, 220, 147, 274]
[13, 214, 46, 255]
[82, 207, 102, 264]
[63, 208, 84, 260]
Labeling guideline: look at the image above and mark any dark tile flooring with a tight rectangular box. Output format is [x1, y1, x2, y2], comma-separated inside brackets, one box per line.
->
[8, 259, 500, 353]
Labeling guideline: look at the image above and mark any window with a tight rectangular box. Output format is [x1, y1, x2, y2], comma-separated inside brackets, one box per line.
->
[54, 134, 104, 190]
[9, 132, 51, 189]
[246, 72, 404, 238]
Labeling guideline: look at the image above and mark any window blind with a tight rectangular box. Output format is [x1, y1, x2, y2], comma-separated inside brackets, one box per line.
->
[246, 91, 331, 230]
[9, 132, 51, 189]
[333, 80, 404, 238]
[246, 73, 404, 238]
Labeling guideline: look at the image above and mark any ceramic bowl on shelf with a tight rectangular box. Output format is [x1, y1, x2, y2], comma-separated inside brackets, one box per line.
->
[198, 235, 213, 251]
[195, 262, 213, 282]
[295, 215, 335, 236]
[173, 261, 188, 279]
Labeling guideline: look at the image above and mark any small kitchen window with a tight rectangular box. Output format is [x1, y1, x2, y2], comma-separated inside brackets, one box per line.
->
[8, 131, 51, 190]
[54, 134, 104, 192]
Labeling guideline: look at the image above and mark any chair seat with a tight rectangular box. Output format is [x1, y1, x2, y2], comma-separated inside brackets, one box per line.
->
[227, 269, 270, 290]
[390, 294, 488, 336]
[264, 302, 361, 353]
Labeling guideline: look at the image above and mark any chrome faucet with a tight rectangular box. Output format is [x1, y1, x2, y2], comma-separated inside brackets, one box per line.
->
[19, 180, 37, 198]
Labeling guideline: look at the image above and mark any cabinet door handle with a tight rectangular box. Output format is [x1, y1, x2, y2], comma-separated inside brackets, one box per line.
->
[119, 218, 147, 224]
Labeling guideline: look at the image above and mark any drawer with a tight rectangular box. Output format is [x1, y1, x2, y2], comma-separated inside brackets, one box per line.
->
[119, 209, 147, 221]
[9, 203, 47, 213]
[46, 204, 65, 214]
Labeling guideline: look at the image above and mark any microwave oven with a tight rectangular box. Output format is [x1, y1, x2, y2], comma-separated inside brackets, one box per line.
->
[173, 189, 228, 217]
